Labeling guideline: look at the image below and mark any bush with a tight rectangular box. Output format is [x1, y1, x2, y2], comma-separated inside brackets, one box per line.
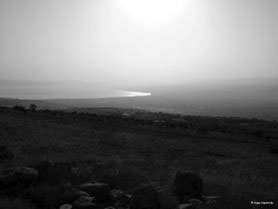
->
[13, 105, 27, 113]
[29, 104, 37, 112]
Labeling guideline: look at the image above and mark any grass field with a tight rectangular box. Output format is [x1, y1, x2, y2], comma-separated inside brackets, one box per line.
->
[0, 107, 277, 209]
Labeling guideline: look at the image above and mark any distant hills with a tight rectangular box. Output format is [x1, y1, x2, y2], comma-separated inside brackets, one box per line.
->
[0, 78, 277, 121]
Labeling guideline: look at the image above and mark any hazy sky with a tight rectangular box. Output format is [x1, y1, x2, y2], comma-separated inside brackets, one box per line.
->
[0, 0, 277, 87]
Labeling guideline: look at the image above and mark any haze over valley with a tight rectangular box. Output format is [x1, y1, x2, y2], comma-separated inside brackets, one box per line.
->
[1, 77, 277, 120]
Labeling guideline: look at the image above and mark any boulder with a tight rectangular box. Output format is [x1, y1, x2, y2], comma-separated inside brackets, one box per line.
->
[178, 197, 217, 209]
[73, 196, 98, 209]
[110, 189, 125, 200]
[0, 166, 38, 188]
[130, 184, 161, 209]
[188, 199, 204, 209]
[202, 196, 219, 204]
[79, 182, 111, 202]
[60, 187, 91, 204]
[110, 189, 131, 208]
[60, 204, 73, 209]
[202, 196, 220, 209]
[0, 146, 14, 160]
[173, 171, 203, 203]
[177, 204, 194, 209]
[76, 190, 91, 197]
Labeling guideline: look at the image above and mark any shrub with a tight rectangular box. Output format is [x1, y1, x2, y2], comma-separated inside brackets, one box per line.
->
[13, 105, 27, 113]
[29, 104, 37, 112]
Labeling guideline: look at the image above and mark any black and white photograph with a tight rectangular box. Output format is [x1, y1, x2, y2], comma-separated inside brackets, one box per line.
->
[0, 0, 277, 208]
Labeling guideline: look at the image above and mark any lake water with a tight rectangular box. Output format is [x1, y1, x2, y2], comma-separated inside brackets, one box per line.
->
[0, 80, 151, 100]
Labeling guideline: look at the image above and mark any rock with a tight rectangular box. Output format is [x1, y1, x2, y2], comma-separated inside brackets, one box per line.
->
[76, 190, 91, 197]
[110, 189, 125, 199]
[173, 171, 203, 203]
[79, 182, 111, 202]
[59, 182, 89, 203]
[130, 184, 161, 209]
[110, 189, 131, 208]
[0, 146, 14, 160]
[188, 199, 204, 209]
[179, 197, 220, 209]
[79, 183, 95, 189]
[60, 204, 73, 209]
[60, 187, 91, 204]
[72, 196, 98, 209]
[202, 196, 219, 204]
[0, 166, 38, 188]
[202, 196, 220, 209]
[177, 204, 194, 209]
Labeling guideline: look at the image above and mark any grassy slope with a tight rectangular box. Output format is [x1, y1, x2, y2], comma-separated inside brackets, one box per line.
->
[0, 108, 277, 209]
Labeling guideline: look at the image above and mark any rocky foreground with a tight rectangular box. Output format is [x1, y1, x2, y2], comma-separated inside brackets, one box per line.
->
[0, 160, 219, 209]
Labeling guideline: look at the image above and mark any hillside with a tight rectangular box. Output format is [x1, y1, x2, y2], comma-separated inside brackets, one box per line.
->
[0, 106, 278, 208]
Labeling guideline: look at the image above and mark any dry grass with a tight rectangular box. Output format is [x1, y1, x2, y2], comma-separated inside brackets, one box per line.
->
[0, 198, 34, 209]
[0, 110, 277, 209]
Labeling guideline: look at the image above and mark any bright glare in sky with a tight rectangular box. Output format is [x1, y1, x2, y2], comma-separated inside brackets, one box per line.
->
[117, 0, 187, 25]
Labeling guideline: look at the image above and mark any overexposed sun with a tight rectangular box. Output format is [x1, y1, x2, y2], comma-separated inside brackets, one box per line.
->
[117, 0, 187, 25]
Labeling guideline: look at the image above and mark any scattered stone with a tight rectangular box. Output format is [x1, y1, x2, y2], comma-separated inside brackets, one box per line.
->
[104, 207, 116, 209]
[58, 181, 91, 204]
[188, 199, 204, 208]
[79, 183, 95, 189]
[202, 196, 219, 203]
[177, 204, 194, 209]
[110, 189, 131, 208]
[0, 145, 14, 160]
[60, 204, 73, 209]
[76, 190, 91, 197]
[173, 171, 203, 203]
[79, 182, 111, 202]
[202, 196, 220, 209]
[179, 196, 221, 209]
[0, 166, 38, 188]
[178, 203, 196, 209]
[73, 196, 98, 209]
[110, 189, 125, 200]
[130, 184, 161, 209]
